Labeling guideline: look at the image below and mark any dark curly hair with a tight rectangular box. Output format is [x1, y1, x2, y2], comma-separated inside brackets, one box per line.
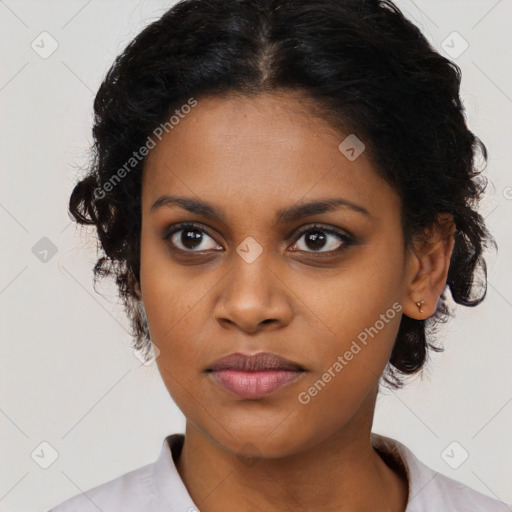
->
[69, 0, 496, 388]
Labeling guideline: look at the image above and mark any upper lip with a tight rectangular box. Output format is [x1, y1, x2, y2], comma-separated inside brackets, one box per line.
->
[207, 352, 305, 372]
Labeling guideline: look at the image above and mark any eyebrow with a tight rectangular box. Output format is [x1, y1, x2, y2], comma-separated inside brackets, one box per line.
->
[149, 194, 371, 223]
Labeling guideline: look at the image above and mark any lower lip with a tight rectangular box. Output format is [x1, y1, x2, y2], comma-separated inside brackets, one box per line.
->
[209, 369, 304, 399]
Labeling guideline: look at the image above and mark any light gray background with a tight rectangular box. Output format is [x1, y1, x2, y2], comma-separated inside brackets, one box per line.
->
[1, 0, 511, 510]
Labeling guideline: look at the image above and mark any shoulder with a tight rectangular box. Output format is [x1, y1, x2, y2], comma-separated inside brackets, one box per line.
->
[46, 461, 155, 511]
[423, 471, 509, 511]
[46, 433, 194, 512]
[371, 433, 510, 512]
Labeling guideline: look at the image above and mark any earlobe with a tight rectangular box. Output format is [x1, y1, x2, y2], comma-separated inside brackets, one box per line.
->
[415, 299, 425, 313]
[403, 214, 456, 319]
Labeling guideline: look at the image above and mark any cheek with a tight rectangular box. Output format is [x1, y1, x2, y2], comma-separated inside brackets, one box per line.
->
[139, 228, 197, 328]
[294, 248, 403, 354]
[292, 243, 404, 405]
[140, 271, 208, 365]
[142, 273, 209, 418]
[139, 235, 202, 364]
[292, 304, 402, 441]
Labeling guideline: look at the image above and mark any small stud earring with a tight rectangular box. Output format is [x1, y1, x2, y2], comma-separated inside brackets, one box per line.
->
[416, 300, 425, 313]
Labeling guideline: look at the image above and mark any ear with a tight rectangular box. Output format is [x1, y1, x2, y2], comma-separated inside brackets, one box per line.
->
[402, 213, 456, 319]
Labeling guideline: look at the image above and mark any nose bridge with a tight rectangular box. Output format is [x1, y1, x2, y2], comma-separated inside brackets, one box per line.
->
[214, 242, 291, 331]
[228, 243, 275, 307]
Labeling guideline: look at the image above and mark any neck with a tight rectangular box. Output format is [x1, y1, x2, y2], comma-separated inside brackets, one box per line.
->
[175, 391, 408, 512]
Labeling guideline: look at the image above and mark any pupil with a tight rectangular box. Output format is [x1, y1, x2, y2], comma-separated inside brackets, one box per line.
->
[182, 229, 202, 249]
[306, 231, 326, 250]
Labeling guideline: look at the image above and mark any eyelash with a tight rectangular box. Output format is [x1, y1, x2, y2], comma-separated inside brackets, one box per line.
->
[162, 222, 355, 256]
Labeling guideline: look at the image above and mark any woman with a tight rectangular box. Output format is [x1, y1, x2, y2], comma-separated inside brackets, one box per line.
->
[49, 0, 505, 510]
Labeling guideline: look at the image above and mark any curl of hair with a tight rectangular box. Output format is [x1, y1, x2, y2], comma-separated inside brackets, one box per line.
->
[69, 0, 497, 387]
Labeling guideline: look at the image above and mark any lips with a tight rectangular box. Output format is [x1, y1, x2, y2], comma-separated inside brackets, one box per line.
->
[207, 352, 305, 372]
[206, 352, 306, 399]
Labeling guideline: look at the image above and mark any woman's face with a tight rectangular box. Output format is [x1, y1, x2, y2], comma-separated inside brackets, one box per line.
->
[140, 91, 415, 458]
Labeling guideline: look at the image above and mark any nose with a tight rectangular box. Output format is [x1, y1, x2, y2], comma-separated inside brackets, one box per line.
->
[213, 253, 293, 334]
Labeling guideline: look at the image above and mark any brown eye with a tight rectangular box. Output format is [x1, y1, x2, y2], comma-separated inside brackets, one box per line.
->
[291, 224, 354, 254]
[164, 223, 221, 252]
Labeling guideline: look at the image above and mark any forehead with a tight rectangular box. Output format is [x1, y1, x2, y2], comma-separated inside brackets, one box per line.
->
[141, 92, 398, 219]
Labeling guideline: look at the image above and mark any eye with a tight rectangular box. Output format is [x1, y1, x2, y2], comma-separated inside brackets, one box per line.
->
[163, 222, 354, 256]
[163, 223, 222, 252]
[290, 224, 353, 254]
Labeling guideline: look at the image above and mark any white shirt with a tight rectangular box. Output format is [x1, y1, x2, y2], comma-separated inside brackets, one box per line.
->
[47, 432, 508, 511]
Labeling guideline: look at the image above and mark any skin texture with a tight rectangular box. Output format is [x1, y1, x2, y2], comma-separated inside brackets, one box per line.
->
[138, 91, 455, 512]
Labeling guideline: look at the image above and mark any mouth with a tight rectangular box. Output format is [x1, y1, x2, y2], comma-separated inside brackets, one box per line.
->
[206, 352, 306, 400]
